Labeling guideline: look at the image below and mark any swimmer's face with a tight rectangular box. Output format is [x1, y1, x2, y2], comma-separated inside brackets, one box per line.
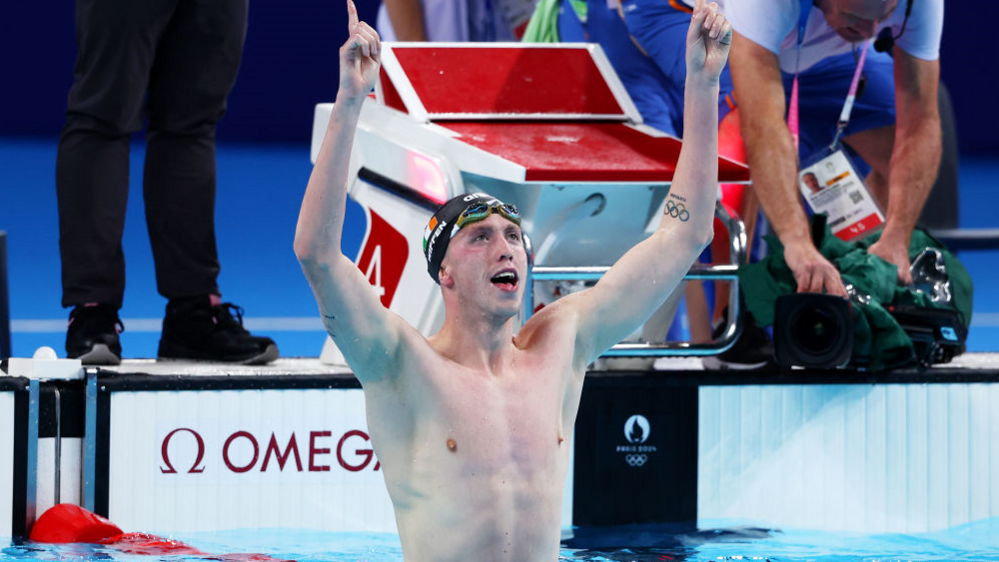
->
[818, 0, 898, 43]
[439, 214, 527, 318]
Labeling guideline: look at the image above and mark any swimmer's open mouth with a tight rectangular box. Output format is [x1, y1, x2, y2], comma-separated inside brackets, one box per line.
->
[490, 269, 519, 290]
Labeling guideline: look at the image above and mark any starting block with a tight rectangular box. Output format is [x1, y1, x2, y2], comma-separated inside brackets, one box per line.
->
[310, 43, 751, 364]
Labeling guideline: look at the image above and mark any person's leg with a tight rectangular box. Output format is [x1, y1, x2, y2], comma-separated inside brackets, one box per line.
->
[556, 0, 587, 42]
[837, 46, 898, 208]
[145, 0, 277, 364]
[143, 0, 248, 300]
[684, 282, 712, 343]
[57, 0, 176, 309]
[792, 45, 896, 166]
[57, 0, 177, 363]
[581, 0, 679, 135]
[842, 124, 894, 208]
[619, 0, 735, 133]
[712, 109, 755, 324]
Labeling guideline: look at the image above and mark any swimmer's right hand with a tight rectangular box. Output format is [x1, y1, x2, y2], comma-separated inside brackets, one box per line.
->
[685, 0, 732, 86]
[784, 240, 849, 297]
[339, 0, 381, 102]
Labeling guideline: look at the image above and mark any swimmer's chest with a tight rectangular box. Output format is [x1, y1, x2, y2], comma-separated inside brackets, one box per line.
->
[427, 362, 569, 470]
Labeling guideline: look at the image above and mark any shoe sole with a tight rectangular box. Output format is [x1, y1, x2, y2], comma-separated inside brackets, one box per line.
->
[74, 344, 122, 366]
[157, 343, 279, 366]
[701, 355, 769, 371]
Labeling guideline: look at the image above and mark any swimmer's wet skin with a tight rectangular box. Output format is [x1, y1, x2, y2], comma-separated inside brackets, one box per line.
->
[293, 0, 732, 560]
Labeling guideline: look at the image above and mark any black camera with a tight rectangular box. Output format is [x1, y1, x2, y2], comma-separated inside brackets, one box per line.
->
[774, 293, 854, 369]
[772, 293, 968, 369]
[885, 303, 968, 366]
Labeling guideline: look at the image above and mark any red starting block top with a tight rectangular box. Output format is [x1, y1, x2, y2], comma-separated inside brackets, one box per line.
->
[376, 43, 750, 184]
[441, 122, 750, 183]
[379, 43, 639, 121]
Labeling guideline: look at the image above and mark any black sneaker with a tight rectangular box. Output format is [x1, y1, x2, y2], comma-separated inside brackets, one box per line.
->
[66, 304, 124, 365]
[158, 296, 279, 365]
[702, 309, 776, 370]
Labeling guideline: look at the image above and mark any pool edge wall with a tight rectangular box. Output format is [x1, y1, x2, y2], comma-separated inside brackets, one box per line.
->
[8, 358, 999, 536]
[0, 377, 31, 539]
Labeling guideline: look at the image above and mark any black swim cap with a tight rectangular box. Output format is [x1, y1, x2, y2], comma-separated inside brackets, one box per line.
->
[422, 192, 521, 284]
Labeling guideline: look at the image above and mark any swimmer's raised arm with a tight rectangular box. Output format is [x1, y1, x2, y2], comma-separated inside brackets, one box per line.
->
[294, 1, 407, 382]
[553, 0, 732, 366]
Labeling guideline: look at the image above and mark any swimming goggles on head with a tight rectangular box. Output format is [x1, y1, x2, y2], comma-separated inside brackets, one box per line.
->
[454, 202, 521, 230]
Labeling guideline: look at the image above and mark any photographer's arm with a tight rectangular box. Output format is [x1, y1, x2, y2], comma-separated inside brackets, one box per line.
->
[729, 32, 848, 296]
[866, 52, 941, 285]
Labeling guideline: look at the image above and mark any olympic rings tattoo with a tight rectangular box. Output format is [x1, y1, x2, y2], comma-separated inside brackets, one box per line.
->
[666, 200, 690, 222]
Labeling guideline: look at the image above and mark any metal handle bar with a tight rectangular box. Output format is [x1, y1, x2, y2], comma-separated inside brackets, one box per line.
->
[523, 202, 746, 357]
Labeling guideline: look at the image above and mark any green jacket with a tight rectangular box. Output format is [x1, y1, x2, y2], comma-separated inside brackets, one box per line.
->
[522, 0, 586, 43]
[739, 218, 973, 371]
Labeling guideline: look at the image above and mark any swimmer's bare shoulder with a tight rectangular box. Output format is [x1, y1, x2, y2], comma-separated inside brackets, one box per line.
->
[515, 294, 590, 373]
[345, 320, 439, 385]
[514, 284, 639, 375]
[350, 292, 584, 390]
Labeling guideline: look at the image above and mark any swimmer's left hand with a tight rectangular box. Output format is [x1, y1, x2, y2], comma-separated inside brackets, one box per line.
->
[868, 237, 914, 285]
[685, 0, 732, 86]
[339, 0, 381, 102]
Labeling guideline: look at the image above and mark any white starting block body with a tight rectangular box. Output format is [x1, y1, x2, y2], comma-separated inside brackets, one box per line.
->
[310, 43, 750, 364]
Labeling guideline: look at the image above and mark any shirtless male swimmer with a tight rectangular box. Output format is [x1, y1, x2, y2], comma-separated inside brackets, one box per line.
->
[294, 1, 732, 560]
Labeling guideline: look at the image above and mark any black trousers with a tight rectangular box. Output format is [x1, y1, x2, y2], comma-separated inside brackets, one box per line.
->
[57, 0, 248, 308]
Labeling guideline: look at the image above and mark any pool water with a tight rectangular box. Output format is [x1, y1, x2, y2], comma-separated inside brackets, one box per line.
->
[3, 518, 998, 562]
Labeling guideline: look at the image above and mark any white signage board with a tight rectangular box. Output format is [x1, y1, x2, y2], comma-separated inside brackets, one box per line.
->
[698, 383, 999, 533]
[0, 391, 14, 538]
[107, 388, 396, 534]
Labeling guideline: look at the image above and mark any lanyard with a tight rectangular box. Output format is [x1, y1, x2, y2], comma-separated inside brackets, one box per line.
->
[788, 0, 870, 151]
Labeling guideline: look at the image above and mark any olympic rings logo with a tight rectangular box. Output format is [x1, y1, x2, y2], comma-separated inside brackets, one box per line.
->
[666, 200, 690, 222]
[625, 454, 648, 467]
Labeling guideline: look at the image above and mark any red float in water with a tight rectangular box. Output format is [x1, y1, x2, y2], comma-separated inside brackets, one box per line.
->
[29, 504, 122, 543]
[30, 504, 293, 562]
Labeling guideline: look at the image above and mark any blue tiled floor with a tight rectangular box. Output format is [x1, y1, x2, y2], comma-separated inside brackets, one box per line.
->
[1, 137, 996, 358]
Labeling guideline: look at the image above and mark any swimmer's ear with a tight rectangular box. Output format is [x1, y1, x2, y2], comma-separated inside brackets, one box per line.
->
[438, 264, 455, 288]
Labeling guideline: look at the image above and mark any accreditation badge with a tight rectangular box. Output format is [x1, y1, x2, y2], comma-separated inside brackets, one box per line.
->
[799, 146, 884, 242]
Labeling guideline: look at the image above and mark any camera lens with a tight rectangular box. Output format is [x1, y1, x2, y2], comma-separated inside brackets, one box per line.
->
[791, 307, 838, 354]
[775, 293, 853, 368]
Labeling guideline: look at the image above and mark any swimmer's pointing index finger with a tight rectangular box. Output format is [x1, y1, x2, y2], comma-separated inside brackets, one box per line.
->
[689, 0, 707, 35]
[347, 0, 359, 32]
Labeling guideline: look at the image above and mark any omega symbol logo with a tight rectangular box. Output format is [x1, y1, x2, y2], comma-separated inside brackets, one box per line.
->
[160, 428, 206, 474]
[624, 415, 650, 444]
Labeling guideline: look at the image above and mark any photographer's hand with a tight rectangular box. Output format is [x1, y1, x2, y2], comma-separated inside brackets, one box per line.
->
[869, 236, 913, 285]
[784, 240, 849, 297]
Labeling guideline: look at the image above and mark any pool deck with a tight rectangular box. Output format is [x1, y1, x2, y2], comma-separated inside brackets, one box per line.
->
[85, 352, 999, 384]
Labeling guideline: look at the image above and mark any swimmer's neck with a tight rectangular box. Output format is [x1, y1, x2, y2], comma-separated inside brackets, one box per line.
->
[430, 311, 520, 374]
